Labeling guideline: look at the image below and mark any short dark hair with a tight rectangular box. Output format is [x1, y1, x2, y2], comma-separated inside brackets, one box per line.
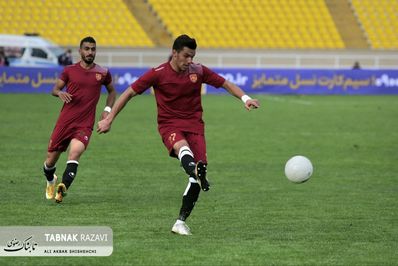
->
[80, 36, 96, 48]
[172, 34, 197, 52]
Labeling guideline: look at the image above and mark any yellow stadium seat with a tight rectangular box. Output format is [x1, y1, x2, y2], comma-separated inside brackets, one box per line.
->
[0, 0, 154, 47]
[351, 0, 398, 49]
[148, 0, 344, 49]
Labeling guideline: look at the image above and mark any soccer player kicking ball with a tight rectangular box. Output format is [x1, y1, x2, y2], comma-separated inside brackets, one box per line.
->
[42, 37, 116, 203]
[97, 34, 260, 235]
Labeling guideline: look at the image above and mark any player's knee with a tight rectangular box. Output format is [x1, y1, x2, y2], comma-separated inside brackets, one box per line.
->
[46, 152, 61, 166]
[68, 149, 84, 161]
[173, 139, 189, 154]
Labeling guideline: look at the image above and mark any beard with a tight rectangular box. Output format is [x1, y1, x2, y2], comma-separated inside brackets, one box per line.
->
[82, 55, 95, 64]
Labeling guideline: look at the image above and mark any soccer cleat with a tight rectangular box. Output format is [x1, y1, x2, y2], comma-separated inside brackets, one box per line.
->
[54, 183, 67, 203]
[45, 174, 58, 200]
[171, 220, 192, 235]
[195, 161, 210, 191]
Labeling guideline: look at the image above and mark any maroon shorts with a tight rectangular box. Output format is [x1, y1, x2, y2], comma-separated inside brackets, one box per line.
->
[159, 127, 207, 163]
[48, 125, 92, 152]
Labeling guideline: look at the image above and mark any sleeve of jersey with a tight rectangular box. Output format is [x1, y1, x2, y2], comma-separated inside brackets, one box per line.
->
[202, 65, 225, 88]
[59, 68, 69, 83]
[103, 70, 112, 85]
[130, 69, 156, 94]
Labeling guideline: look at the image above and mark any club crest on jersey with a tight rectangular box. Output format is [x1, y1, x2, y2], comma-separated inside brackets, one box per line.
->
[189, 74, 198, 83]
[96, 73, 102, 81]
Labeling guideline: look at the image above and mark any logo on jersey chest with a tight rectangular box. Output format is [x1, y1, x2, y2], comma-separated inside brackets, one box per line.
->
[189, 74, 198, 83]
[95, 73, 102, 81]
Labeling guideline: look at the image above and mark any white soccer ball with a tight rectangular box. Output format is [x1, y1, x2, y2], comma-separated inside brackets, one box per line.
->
[284, 155, 313, 183]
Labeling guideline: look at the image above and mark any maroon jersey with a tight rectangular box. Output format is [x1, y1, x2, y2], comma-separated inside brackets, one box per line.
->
[131, 62, 225, 134]
[55, 62, 112, 129]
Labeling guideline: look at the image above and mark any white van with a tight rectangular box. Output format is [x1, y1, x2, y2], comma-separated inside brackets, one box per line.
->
[0, 34, 65, 67]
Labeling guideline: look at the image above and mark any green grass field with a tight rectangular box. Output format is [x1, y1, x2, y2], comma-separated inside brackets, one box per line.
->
[0, 94, 397, 265]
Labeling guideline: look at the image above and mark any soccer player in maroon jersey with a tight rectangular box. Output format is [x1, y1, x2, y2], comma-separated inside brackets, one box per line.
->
[43, 36, 116, 203]
[97, 34, 259, 235]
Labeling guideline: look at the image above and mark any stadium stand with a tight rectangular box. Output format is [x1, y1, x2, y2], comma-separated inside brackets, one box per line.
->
[351, 0, 398, 49]
[1, 0, 397, 51]
[0, 0, 154, 47]
[324, 0, 368, 49]
[0, 0, 396, 68]
[148, 0, 345, 49]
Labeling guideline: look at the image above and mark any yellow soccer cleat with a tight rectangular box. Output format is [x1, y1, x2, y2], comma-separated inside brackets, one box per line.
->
[55, 183, 67, 203]
[45, 174, 57, 200]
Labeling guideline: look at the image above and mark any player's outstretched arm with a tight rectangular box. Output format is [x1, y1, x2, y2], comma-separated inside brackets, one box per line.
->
[97, 87, 137, 134]
[222, 80, 260, 111]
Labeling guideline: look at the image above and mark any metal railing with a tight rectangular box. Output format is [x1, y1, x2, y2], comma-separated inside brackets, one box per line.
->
[91, 48, 398, 69]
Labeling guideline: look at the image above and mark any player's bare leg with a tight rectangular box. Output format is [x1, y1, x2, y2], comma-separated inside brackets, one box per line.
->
[55, 139, 85, 203]
[171, 141, 209, 235]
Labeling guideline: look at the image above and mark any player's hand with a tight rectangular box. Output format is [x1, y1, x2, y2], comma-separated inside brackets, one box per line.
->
[58, 91, 73, 103]
[97, 118, 111, 134]
[245, 99, 260, 111]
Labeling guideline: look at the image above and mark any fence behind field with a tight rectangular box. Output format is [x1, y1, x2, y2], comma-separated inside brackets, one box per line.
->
[88, 48, 398, 70]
